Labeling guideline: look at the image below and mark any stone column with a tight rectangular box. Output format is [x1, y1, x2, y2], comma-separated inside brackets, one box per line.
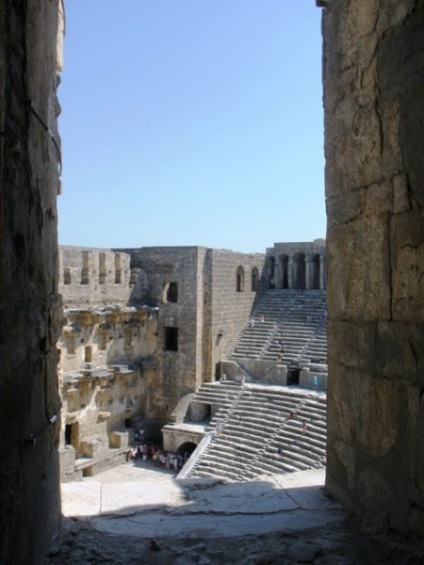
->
[288, 258, 294, 289]
[305, 254, 312, 290]
[274, 258, 282, 289]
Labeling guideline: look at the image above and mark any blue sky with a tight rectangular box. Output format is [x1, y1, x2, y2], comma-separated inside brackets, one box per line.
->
[58, 1, 325, 253]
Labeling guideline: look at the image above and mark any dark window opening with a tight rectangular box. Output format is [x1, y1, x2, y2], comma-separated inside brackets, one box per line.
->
[65, 422, 79, 449]
[287, 368, 300, 386]
[165, 327, 179, 351]
[64, 267, 71, 285]
[293, 252, 306, 290]
[280, 255, 289, 289]
[65, 424, 72, 445]
[166, 282, 178, 303]
[312, 254, 320, 289]
[236, 266, 244, 292]
[84, 346, 92, 363]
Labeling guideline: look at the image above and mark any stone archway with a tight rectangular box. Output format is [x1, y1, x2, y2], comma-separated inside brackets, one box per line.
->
[177, 441, 197, 456]
[310, 254, 320, 289]
[279, 254, 289, 289]
[292, 252, 306, 290]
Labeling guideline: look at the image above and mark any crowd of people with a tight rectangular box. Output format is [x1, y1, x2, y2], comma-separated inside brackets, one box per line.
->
[126, 440, 190, 472]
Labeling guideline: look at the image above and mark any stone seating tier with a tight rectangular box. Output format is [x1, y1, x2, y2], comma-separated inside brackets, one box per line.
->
[228, 290, 327, 378]
[186, 382, 327, 481]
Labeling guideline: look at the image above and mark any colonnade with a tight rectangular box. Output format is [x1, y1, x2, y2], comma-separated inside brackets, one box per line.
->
[268, 252, 326, 290]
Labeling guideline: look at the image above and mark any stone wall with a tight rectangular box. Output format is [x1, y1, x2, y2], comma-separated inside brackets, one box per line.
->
[128, 247, 207, 422]
[0, 1, 63, 562]
[59, 246, 133, 306]
[57, 305, 159, 475]
[59, 307, 159, 372]
[209, 249, 266, 378]
[323, 0, 424, 536]
[59, 365, 144, 480]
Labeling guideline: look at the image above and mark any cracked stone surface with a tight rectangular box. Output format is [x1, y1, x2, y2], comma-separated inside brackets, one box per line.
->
[49, 461, 424, 564]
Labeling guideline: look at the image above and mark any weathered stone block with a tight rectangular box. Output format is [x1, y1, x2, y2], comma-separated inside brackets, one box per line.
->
[327, 184, 391, 321]
[109, 431, 130, 449]
[391, 212, 424, 322]
[80, 437, 108, 458]
[375, 323, 424, 387]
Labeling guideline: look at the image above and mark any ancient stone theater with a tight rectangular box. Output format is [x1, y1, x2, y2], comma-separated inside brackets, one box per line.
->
[2, 1, 424, 563]
[57, 242, 327, 481]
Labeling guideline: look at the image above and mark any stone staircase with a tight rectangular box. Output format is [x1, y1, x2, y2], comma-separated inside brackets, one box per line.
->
[190, 379, 244, 421]
[186, 382, 326, 482]
[298, 324, 328, 374]
[228, 290, 327, 373]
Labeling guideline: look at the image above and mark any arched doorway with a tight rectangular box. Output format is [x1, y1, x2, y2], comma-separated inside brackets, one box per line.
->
[311, 254, 320, 289]
[268, 257, 275, 289]
[177, 442, 197, 457]
[293, 252, 306, 290]
[279, 254, 289, 289]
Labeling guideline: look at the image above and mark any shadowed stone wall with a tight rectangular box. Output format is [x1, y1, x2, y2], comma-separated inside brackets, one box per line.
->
[324, 0, 424, 536]
[0, 1, 63, 562]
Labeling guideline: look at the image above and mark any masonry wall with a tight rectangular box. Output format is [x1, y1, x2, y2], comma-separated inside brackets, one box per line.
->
[128, 247, 206, 424]
[0, 1, 63, 562]
[209, 249, 266, 378]
[59, 247, 133, 306]
[59, 308, 159, 372]
[57, 306, 158, 461]
[59, 246, 267, 437]
[60, 366, 144, 477]
[324, 0, 424, 536]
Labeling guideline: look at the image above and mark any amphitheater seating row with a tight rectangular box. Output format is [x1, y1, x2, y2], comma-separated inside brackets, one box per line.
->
[186, 381, 326, 481]
[228, 289, 327, 375]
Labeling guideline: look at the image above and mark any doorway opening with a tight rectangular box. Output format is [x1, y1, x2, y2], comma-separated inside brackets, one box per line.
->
[287, 368, 300, 386]
[65, 422, 80, 450]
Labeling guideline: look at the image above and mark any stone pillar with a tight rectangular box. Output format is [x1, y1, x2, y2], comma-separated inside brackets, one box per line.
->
[275, 258, 282, 289]
[305, 254, 312, 290]
[0, 1, 63, 562]
[323, 0, 424, 537]
[288, 258, 294, 289]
